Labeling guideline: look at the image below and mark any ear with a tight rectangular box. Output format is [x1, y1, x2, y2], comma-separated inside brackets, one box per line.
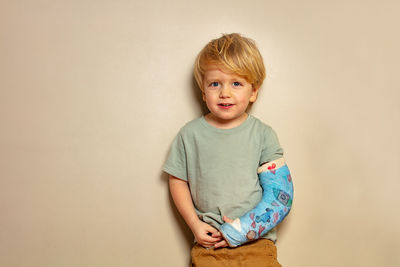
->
[202, 90, 206, 102]
[249, 87, 259, 103]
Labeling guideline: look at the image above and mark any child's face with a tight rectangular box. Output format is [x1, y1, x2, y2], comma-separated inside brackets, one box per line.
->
[202, 65, 258, 128]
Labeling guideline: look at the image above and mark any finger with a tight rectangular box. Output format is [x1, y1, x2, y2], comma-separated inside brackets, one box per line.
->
[202, 235, 221, 243]
[204, 227, 222, 242]
[214, 240, 228, 249]
[211, 231, 222, 238]
[199, 241, 216, 248]
[206, 225, 219, 234]
[200, 232, 221, 243]
[223, 216, 234, 223]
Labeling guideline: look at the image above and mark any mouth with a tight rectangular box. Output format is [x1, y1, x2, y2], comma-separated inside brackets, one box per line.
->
[218, 103, 234, 107]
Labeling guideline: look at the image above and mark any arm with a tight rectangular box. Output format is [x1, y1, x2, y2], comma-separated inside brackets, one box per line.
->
[169, 175, 222, 248]
[219, 158, 293, 247]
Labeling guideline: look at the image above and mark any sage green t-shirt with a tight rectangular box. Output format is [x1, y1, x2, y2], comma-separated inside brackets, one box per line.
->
[163, 115, 283, 240]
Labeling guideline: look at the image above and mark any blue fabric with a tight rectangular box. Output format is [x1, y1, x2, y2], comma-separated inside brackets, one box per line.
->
[220, 164, 293, 247]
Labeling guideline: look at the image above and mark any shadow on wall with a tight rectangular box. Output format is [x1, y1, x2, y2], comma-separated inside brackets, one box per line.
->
[160, 171, 194, 244]
[160, 170, 193, 266]
[191, 76, 209, 115]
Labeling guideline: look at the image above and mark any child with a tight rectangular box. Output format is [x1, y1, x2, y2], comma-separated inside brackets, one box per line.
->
[163, 33, 293, 266]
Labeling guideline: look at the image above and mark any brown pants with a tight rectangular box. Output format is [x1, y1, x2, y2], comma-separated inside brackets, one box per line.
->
[191, 239, 282, 267]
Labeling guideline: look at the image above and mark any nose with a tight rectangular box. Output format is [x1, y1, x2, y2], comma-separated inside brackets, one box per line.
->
[219, 85, 232, 98]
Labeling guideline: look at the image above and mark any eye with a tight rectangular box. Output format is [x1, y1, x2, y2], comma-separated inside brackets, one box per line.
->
[209, 82, 219, 87]
[233, 81, 242, 87]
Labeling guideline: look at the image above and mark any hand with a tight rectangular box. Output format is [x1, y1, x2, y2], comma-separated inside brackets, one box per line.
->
[213, 216, 234, 249]
[191, 220, 222, 248]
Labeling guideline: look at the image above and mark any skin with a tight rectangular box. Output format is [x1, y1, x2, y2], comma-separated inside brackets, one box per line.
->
[169, 64, 259, 248]
[169, 176, 222, 247]
[202, 65, 258, 129]
[169, 176, 234, 248]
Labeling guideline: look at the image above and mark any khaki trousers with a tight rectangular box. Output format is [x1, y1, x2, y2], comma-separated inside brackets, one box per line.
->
[191, 239, 282, 267]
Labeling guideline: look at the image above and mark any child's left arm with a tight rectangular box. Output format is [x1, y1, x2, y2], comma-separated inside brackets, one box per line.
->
[219, 158, 293, 247]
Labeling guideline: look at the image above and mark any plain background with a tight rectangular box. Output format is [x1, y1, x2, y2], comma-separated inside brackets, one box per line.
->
[1, 0, 399, 266]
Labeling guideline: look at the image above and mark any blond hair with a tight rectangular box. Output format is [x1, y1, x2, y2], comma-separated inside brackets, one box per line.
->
[194, 33, 266, 90]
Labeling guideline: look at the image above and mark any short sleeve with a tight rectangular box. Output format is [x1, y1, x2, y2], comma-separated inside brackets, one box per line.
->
[259, 127, 284, 165]
[163, 132, 188, 181]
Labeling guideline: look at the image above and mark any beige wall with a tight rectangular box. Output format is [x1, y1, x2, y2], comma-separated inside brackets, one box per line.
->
[1, 0, 399, 266]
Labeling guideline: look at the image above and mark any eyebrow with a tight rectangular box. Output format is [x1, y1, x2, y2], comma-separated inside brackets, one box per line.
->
[204, 77, 220, 83]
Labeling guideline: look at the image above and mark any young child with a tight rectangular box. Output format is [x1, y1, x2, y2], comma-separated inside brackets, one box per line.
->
[163, 33, 293, 266]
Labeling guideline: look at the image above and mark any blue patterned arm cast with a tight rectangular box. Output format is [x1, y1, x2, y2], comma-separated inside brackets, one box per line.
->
[220, 158, 293, 247]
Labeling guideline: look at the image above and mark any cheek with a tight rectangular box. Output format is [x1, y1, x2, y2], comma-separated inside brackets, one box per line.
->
[238, 93, 252, 103]
[202, 95, 214, 107]
[204, 91, 217, 101]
